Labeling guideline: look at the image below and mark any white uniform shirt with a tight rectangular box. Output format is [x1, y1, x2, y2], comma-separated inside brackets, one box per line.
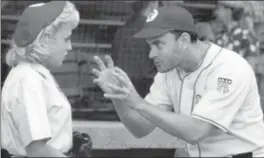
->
[1, 62, 72, 156]
[145, 43, 264, 157]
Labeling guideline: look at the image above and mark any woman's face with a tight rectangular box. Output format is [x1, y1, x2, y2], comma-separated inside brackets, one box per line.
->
[45, 24, 73, 68]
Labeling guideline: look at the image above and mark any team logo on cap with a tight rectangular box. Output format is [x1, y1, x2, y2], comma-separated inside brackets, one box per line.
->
[146, 9, 158, 22]
[217, 77, 232, 94]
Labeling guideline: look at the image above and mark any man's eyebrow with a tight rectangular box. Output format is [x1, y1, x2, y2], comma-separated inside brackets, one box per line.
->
[147, 39, 160, 45]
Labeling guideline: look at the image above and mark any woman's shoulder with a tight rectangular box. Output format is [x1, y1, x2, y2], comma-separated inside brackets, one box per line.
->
[9, 63, 48, 84]
[2, 63, 48, 102]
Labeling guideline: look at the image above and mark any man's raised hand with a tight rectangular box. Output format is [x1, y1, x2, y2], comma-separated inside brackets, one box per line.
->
[92, 55, 119, 93]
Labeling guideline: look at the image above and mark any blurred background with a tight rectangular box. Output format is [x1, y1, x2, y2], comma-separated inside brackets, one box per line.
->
[1, 1, 264, 157]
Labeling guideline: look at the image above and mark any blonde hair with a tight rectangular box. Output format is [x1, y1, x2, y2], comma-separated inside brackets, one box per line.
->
[5, 1, 80, 67]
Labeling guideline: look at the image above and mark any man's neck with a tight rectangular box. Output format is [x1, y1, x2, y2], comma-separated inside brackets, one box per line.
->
[180, 41, 210, 73]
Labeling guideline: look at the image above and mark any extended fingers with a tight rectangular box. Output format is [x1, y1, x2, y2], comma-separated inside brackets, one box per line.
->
[105, 55, 114, 69]
[93, 78, 100, 84]
[114, 67, 130, 80]
[105, 83, 128, 94]
[92, 68, 101, 77]
[93, 78, 105, 88]
[112, 71, 130, 87]
[114, 67, 133, 87]
[94, 56, 106, 70]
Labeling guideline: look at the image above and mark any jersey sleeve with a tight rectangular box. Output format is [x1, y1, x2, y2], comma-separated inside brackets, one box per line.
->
[11, 72, 52, 147]
[191, 62, 254, 132]
[144, 73, 173, 111]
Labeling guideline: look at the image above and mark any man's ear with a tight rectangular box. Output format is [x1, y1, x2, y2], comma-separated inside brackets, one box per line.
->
[177, 32, 189, 49]
[180, 32, 192, 45]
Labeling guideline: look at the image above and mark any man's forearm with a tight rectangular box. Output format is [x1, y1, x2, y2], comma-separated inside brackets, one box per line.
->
[132, 101, 210, 144]
[111, 99, 156, 138]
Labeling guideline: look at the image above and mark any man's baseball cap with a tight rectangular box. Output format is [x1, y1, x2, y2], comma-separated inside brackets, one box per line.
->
[133, 5, 196, 39]
[13, 1, 66, 47]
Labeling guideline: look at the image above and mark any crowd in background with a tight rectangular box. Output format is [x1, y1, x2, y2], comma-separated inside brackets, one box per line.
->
[112, 1, 264, 111]
[195, 1, 264, 111]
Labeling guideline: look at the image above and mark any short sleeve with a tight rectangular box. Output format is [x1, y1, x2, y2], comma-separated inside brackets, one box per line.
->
[191, 63, 253, 132]
[11, 72, 52, 147]
[144, 73, 173, 111]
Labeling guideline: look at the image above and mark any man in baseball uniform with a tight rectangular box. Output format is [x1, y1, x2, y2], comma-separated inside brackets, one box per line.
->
[92, 5, 264, 157]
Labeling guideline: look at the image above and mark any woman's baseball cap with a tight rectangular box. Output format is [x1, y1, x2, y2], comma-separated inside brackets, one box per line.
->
[13, 1, 66, 47]
[133, 5, 196, 39]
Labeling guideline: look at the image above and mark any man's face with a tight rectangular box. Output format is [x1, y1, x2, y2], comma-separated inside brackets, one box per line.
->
[146, 32, 188, 73]
[46, 24, 73, 67]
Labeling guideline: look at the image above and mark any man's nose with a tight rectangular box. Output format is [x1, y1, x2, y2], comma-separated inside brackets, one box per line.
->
[148, 47, 158, 59]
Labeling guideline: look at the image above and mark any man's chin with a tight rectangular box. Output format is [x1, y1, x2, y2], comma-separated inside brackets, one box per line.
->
[157, 67, 173, 73]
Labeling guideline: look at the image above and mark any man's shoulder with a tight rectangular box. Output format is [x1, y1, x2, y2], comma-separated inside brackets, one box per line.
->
[218, 47, 245, 61]
[210, 47, 253, 72]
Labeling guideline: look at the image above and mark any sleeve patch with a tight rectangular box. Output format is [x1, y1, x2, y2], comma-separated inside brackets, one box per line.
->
[217, 77, 232, 94]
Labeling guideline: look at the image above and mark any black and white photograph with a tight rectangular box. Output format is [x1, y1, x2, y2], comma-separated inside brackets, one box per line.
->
[1, 1, 264, 157]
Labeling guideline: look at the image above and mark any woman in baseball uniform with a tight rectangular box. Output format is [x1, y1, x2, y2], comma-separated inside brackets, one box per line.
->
[1, 1, 84, 157]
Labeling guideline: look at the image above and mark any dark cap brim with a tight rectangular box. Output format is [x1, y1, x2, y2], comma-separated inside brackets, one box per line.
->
[132, 28, 174, 39]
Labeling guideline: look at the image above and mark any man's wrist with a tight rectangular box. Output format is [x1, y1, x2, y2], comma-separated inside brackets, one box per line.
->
[130, 95, 147, 111]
